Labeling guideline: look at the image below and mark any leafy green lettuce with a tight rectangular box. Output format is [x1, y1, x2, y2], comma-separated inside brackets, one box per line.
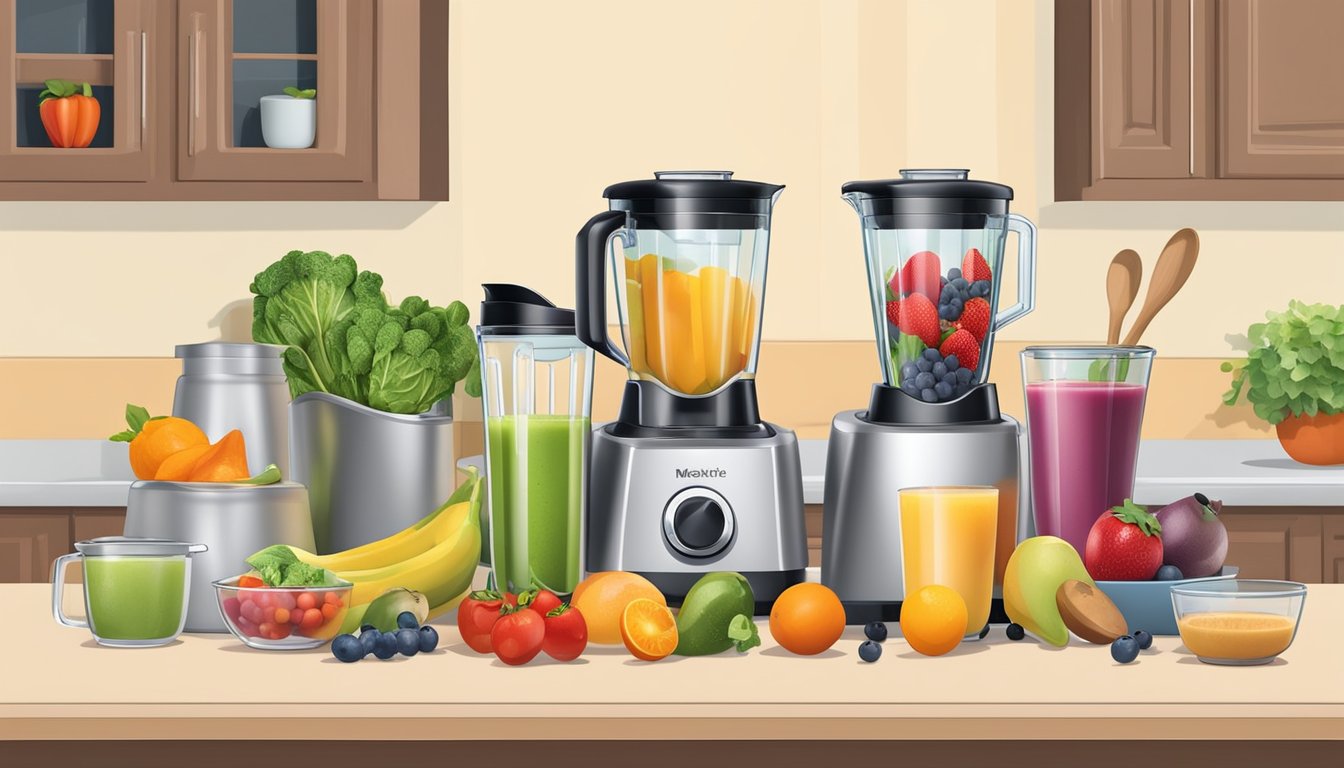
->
[1222, 301, 1344, 424]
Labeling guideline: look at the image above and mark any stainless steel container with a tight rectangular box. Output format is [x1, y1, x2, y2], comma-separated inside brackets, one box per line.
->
[172, 342, 290, 477]
[290, 392, 455, 554]
[124, 481, 315, 632]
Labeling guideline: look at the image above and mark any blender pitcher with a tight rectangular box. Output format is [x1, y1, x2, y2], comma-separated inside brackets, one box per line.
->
[843, 169, 1036, 414]
[477, 284, 594, 595]
[576, 171, 783, 406]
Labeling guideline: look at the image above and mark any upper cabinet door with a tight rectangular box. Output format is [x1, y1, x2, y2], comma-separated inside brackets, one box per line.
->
[1093, 0, 1206, 180]
[0, 0, 152, 181]
[1220, 0, 1344, 178]
[177, 0, 372, 182]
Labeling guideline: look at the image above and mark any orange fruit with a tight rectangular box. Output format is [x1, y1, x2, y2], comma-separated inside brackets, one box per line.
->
[620, 598, 678, 661]
[900, 585, 968, 656]
[129, 417, 208, 479]
[153, 444, 212, 481]
[187, 429, 250, 482]
[572, 571, 666, 644]
[768, 582, 846, 655]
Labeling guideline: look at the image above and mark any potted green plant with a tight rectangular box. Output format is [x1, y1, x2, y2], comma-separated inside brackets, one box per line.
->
[1222, 300, 1344, 465]
[260, 86, 316, 149]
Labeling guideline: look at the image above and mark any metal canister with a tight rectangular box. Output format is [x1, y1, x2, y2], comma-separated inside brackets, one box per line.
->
[172, 342, 291, 477]
[290, 392, 455, 554]
[124, 481, 315, 632]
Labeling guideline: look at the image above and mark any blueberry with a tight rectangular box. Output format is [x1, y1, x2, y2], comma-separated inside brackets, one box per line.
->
[864, 621, 888, 643]
[923, 348, 942, 362]
[900, 361, 918, 380]
[396, 611, 419, 630]
[373, 631, 398, 660]
[1155, 564, 1184, 581]
[945, 355, 959, 371]
[978, 624, 990, 640]
[956, 367, 973, 383]
[915, 372, 935, 390]
[395, 628, 421, 657]
[331, 634, 364, 663]
[938, 305, 954, 320]
[359, 630, 380, 655]
[934, 381, 953, 400]
[1006, 623, 1026, 641]
[916, 358, 932, 373]
[858, 640, 882, 663]
[932, 362, 948, 378]
[360, 623, 376, 635]
[942, 372, 957, 386]
[950, 297, 963, 313]
[941, 285, 956, 301]
[1111, 635, 1140, 664]
[952, 277, 968, 289]
[901, 380, 919, 396]
[418, 626, 440, 653]
[973, 280, 991, 295]
[1133, 629, 1153, 651]
[948, 268, 962, 280]
[920, 388, 937, 403]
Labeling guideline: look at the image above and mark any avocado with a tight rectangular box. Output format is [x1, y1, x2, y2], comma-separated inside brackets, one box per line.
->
[673, 572, 755, 656]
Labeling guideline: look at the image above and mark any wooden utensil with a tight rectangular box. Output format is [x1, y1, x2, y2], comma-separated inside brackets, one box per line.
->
[1120, 228, 1200, 346]
[1105, 249, 1143, 345]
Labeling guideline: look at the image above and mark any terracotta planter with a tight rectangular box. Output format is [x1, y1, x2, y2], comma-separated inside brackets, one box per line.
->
[1275, 411, 1344, 465]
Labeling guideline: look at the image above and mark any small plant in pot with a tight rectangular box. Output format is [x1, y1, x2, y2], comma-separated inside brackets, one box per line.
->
[1222, 300, 1344, 465]
[260, 86, 316, 149]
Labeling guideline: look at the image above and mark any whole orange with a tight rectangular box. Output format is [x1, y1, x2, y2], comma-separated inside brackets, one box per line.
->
[900, 585, 968, 656]
[129, 417, 208, 479]
[768, 582, 846, 655]
[571, 571, 666, 645]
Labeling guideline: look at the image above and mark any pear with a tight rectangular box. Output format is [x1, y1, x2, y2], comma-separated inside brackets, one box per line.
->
[1002, 536, 1095, 646]
[359, 588, 429, 633]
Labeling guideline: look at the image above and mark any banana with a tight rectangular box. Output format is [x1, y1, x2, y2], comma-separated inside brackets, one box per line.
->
[335, 470, 482, 634]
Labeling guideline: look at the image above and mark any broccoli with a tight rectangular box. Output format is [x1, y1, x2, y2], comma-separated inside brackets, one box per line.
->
[250, 251, 481, 414]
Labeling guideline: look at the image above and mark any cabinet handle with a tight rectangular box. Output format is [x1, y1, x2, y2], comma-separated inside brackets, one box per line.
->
[140, 31, 147, 144]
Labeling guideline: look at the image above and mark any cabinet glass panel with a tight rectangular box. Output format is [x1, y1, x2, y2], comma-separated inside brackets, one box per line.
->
[233, 0, 317, 55]
[16, 84, 114, 148]
[232, 59, 317, 148]
[16, 0, 114, 55]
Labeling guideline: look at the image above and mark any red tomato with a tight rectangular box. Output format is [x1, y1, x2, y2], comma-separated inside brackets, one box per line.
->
[238, 575, 265, 588]
[524, 589, 563, 618]
[324, 591, 343, 607]
[300, 608, 324, 630]
[288, 607, 304, 625]
[269, 622, 292, 640]
[320, 602, 339, 621]
[490, 606, 545, 666]
[541, 603, 588, 662]
[456, 590, 516, 654]
[273, 607, 291, 625]
[296, 592, 319, 611]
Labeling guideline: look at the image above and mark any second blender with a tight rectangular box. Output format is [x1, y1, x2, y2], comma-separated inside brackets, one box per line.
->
[575, 171, 808, 610]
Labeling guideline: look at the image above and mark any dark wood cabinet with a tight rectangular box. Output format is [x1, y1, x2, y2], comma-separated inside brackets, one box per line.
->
[0, 513, 70, 582]
[1221, 510, 1324, 582]
[1057, 0, 1344, 199]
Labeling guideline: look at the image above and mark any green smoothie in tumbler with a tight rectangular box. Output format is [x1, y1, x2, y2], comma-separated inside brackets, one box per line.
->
[488, 414, 588, 594]
[84, 557, 187, 640]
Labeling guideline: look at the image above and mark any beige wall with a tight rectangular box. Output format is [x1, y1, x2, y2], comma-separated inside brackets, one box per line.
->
[3, 0, 1336, 437]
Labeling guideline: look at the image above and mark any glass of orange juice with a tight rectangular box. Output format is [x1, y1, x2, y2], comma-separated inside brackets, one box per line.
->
[899, 486, 999, 639]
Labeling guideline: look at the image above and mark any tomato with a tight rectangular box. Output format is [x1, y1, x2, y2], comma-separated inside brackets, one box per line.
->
[456, 589, 516, 654]
[524, 589, 563, 618]
[238, 575, 265, 588]
[324, 591, 343, 607]
[273, 607, 291, 625]
[300, 608, 324, 630]
[320, 602, 339, 621]
[490, 606, 546, 666]
[296, 592, 319, 611]
[541, 603, 588, 662]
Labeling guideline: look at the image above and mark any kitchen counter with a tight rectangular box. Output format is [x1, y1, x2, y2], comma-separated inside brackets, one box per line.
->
[0, 440, 134, 507]
[7, 582, 1342, 758]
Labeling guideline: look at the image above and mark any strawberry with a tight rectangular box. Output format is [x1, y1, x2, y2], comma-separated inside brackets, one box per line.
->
[962, 248, 992, 283]
[938, 328, 980, 372]
[894, 251, 941, 302]
[895, 294, 941, 348]
[885, 300, 900, 325]
[1084, 500, 1164, 581]
[956, 297, 991, 341]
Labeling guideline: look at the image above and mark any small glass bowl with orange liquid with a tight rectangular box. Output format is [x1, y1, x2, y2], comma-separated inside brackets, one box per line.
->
[1171, 580, 1306, 665]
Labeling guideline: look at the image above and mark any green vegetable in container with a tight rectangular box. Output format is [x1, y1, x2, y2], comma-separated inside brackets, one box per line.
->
[1222, 300, 1344, 424]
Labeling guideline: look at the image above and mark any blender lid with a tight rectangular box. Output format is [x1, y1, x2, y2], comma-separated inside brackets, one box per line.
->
[605, 170, 784, 202]
[478, 284, 577, 336]
[842, 169, 1013, 201]
[604, 171, 784, 228]
[175, 341, 286, 359]
[75, 536, 207, 557]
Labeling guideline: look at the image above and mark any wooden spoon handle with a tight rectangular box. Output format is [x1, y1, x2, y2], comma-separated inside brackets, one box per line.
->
[1121, 229, 1199, 346]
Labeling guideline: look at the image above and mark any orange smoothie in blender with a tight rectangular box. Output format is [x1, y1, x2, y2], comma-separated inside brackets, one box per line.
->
[899, 487, 999, 637]
[624, 254, 757, 395]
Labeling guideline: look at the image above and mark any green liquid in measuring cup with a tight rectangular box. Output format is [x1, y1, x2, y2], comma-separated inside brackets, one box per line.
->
[487, 415, 588, 595]
[85, 557, 186, 640]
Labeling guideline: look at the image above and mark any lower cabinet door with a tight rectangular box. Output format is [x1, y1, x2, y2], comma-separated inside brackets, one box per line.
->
[1222, 511, 1323, 583]
[0, 513, 70, 583]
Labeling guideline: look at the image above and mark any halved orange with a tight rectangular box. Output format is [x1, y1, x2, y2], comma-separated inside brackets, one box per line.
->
[620, 598, 678, 661]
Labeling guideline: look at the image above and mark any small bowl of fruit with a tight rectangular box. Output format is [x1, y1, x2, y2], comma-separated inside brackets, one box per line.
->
[1171, 579, 1306, 666]
[214, 574, 353, 650]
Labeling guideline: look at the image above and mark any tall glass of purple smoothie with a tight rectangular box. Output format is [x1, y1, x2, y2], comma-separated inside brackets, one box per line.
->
[1021, 346, 1154, 554]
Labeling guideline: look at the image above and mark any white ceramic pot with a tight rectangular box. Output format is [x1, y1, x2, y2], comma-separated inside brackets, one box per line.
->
[259, 95, 316, 149]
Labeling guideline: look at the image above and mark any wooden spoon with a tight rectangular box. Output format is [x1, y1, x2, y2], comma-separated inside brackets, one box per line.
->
[1105, 249, 1143, 345]
[1121, 228, 1200, 346]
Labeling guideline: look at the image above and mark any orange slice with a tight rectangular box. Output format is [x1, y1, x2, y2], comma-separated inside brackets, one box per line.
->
[620, 598, 678, 661]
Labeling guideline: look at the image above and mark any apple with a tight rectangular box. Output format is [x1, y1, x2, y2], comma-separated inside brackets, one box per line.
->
[1002, 536, 1095, 647]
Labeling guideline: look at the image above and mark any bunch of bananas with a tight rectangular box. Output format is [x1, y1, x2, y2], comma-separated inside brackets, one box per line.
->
[277, 468, 482, 634]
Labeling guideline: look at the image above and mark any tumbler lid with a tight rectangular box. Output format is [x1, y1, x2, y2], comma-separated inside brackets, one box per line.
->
[477, 284, 577, 336]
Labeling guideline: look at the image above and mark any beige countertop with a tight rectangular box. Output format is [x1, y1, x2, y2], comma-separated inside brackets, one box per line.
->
[5, 583, 1342, 742]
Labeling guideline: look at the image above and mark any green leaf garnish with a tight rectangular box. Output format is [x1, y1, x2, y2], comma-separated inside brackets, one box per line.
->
[236, 464, 282, 485]
[728, 614, 761, 652]
[1110, 498, 1161, 537]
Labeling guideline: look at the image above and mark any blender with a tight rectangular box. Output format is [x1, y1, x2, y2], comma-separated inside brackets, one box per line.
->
[822, 169, 1037, 624]
[575, 171, 807, 610]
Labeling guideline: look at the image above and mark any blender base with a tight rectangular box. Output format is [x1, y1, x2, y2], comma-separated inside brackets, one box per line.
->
[586, 422, 808, 613]
[821, 409, 1030, 625]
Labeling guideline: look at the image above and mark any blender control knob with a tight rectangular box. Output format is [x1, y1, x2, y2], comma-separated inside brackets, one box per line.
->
[663, 490, 735, 557]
